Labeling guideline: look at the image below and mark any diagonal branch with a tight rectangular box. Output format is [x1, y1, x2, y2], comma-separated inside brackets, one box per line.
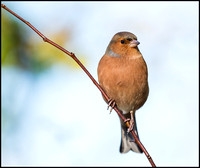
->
[1, 4, 156, 167]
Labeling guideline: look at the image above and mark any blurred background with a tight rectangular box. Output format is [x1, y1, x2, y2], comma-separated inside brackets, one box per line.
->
[1, 1, 199, 166]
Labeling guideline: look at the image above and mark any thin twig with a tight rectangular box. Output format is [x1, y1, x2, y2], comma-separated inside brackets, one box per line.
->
[1, 4, 156, 167]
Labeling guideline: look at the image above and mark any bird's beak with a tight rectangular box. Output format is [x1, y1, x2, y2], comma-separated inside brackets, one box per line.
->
[129, 39, 140, 47]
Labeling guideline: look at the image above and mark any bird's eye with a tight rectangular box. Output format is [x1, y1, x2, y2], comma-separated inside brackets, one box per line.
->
[127, 38, 132, 41]
[121, 40, 125, 44]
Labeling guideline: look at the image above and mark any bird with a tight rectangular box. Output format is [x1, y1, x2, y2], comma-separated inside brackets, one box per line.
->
[97, 31, 149, 153]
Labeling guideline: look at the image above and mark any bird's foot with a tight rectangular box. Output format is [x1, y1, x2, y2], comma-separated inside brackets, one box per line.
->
[107, 98, 116, 113]
[124, 110, 134, 133]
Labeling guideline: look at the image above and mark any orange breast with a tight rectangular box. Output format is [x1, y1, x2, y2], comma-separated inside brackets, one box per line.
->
[97, 54, 149, 113]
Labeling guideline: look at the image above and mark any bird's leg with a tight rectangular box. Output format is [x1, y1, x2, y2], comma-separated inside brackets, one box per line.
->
[107, 98, 116, 113]
[124, 110, 134, 133]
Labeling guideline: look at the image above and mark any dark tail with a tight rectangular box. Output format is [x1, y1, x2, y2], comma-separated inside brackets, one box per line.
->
[120, 115, 143, 153]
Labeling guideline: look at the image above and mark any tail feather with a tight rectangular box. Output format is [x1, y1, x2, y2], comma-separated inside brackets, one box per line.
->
[120, 115, 143, 153]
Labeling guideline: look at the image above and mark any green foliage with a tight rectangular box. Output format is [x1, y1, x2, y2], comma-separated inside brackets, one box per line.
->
[1, 12, 86, 74]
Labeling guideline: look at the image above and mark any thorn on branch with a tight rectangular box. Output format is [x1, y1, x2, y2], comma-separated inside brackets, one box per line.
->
[42, 37, 48, 42]
[70, 52, 74, 56]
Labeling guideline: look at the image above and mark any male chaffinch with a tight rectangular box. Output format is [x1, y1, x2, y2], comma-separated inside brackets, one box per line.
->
[97, 32, 149, 153]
